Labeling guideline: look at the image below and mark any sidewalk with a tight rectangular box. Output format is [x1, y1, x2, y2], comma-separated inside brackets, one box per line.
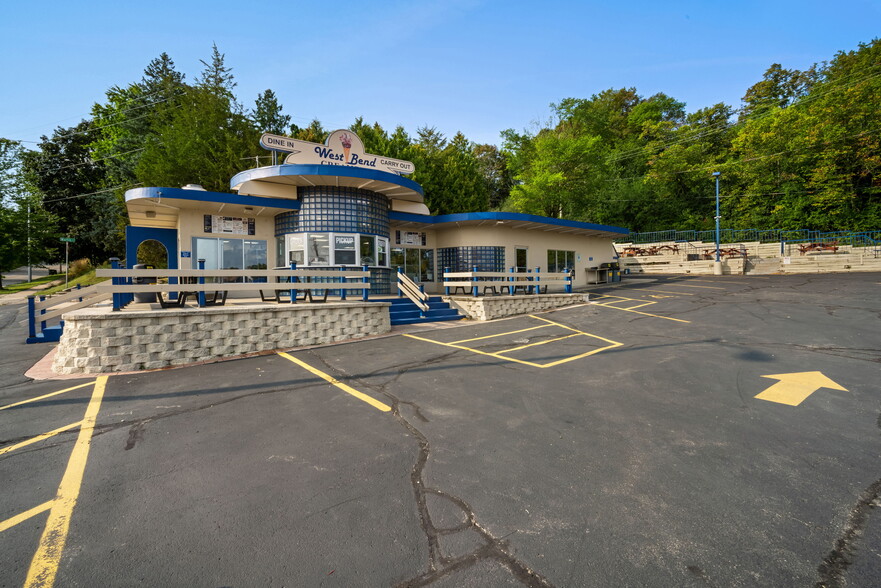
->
[0, 276, 66, 306]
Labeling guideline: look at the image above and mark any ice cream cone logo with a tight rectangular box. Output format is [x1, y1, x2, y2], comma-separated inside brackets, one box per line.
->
[340, 133, 352, 163]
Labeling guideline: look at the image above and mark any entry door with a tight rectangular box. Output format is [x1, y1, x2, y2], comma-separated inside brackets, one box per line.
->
[515, 247, 528, 272]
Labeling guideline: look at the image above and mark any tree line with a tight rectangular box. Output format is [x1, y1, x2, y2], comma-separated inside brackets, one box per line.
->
[1, 39, 878, 283]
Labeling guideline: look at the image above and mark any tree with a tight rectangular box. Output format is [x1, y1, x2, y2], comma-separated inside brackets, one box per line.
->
[252, 89, 291, 134]
[472, 144, 513, 209]
[197, 43, 236, 100]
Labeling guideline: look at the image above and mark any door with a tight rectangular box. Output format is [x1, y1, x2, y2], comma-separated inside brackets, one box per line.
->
[515, 247, 528, 272]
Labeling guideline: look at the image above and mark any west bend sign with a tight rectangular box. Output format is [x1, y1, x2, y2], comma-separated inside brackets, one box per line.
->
[260, 130, 415, 175]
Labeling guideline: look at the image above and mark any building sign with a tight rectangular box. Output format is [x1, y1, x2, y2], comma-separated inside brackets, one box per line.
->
[395, 230, 427, 246]
[260, 130, 415, 176]
[180, 251, 192, 258]
[203, 215, 256, 235]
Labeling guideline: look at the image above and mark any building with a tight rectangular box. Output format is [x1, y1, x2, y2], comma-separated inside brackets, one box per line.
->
[124, 130, 628, 294]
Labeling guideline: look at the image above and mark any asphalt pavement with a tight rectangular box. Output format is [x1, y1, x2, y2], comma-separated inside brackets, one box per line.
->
[1, 273, 879, 587]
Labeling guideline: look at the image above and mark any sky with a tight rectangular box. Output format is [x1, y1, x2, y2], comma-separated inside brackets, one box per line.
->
[1, 0, 879, 149]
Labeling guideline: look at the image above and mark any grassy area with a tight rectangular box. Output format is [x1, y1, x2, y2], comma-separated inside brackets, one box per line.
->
[0, 274, 64, 295]
[39, 269, 109, 296]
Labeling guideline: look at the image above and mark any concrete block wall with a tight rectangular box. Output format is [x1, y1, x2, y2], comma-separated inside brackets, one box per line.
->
[52, 302, 391, 375]
[446, 293, 587, 321]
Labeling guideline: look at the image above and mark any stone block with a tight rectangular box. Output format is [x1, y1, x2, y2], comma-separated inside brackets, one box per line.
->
[101, 355, 123, 366]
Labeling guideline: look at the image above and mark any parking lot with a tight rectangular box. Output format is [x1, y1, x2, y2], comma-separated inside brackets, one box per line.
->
[1, 273, 880, 587]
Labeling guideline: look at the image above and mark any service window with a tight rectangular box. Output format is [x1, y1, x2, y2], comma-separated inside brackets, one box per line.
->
[377, 238, 389, 267]
[307, 234, 330, 265]
[289, 235, 305, 265]
[334, 234, 357, 265]
[360, 235, 376, 265]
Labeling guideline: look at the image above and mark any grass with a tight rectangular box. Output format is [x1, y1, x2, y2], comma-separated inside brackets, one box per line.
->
[0, 274, 64, 295]
[39, 269, 109, 296]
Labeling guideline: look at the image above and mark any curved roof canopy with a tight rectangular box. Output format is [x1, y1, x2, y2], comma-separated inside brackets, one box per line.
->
[230, 164, 425, 203]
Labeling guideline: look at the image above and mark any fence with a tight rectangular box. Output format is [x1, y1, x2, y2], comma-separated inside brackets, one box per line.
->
[623, 229, 881, 247]
[442, 267, 572, 297]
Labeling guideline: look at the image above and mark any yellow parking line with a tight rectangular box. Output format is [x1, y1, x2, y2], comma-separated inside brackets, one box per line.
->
[277, 352, 391, 412]
[662, 283, 726, 290]
[0, 501, 54, 534]
[0, 381, 94, 412]
[497, 333, 582, 354]
[623, 288, 695, 296]
[618, 301, 656, 310]
[0, 421, 82, 457]
[25, 376, 108, 588]
[450, 324, 550, 345]
[403, 333, 544, 367]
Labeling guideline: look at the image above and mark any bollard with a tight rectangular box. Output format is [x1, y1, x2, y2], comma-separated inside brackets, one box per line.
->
[197, 259, 206, 307]
[535, 266, 541, 294]
[472, 266, 479, 297]
[509, 266, 515, 294]
[339, 266, 347, 300]
[397, 267, 404, 298]
[565, 268, 573, 294]
[444, 266, 450, 296]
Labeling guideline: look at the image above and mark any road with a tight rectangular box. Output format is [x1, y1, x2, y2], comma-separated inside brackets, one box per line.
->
[1, 273, 879, 586]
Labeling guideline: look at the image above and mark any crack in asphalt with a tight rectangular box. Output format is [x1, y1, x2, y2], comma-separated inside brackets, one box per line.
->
[306, 348, 555, 587]
[814, 412, 881, 587]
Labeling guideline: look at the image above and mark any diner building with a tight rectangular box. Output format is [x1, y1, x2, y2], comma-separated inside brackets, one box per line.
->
[124, 130, 628, 294]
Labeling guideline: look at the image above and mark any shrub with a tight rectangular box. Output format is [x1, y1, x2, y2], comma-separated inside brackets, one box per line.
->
[68, 258, 94, 279]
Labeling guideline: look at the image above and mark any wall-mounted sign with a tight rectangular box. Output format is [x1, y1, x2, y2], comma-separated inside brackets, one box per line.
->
[203, 215, 256, 235]
[395, 230, 427, 246]
[260, 130, 415, 176]
[180, 251, 192, 258]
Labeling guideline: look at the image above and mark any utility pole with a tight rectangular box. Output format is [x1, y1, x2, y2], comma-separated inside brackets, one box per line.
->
[713, 172, 722, 276]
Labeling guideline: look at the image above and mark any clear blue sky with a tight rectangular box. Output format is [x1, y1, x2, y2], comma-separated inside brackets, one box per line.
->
[1, 0, 879, 148]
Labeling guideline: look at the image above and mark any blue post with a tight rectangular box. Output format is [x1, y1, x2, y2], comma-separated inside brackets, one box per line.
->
[197, 259, 206, 307]
[444, 266, 450, 296]
[289, 261, 297, 304]
[339, 266, 347, 300]
[362, 264, 369, 301]
[397, 266, 404, 298]
[472, 266, 479, 297]
[27, 296, 36, 339]
[77, 283, 82, 302]
[535, 266, 541, 294]
[565, 268, 572, 294]
[110, 257, 121, 311]
[39, 295, 47, 330]
[509, 266, 515, 294]
[713, 172, 721, 263]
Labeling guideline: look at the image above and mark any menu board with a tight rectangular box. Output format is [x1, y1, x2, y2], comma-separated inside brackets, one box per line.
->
[204, 215, 256, 235]
[396, 230, 426, 246]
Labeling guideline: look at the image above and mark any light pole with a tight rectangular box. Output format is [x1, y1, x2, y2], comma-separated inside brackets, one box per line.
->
[712, 172, 722, 275]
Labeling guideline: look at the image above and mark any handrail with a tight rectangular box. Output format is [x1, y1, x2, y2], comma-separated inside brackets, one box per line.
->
[396, 271, 429, 313]
[442, 268, 573, 296]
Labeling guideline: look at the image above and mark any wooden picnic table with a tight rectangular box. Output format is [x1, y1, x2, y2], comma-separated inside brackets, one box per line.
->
[797, 242, 839, 255]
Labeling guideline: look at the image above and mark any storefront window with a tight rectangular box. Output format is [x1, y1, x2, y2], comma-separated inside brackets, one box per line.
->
[360, 235, 376, 265]
[307, 234, 329, 265]
[289, 235, 305, 265]
[276, 236, 285, 268]
[547, 249, 575, 272]
[334, 234, 357, 265]
[192, 237, 268, 280]
[391, 247, 405, 270]
[378, 238, 388, 267]
[244, 240, 267, 270]
[421, 249, 434, 282]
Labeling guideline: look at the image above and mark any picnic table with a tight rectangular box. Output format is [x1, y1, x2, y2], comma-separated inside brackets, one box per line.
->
[797, 242, 839, 255]
[703, 248, 745, 259]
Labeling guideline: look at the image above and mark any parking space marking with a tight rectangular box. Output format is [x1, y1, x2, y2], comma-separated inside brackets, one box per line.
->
[591, 294, 691, 323]
[621, 288, 696, 296]
[278, 352, 391, 412]
[664, 281, 727, 290]
[0, 421, 82, 456]
[0, 381, 94, 412]
[0, 501, 53, 534]
[450, 325, 549, 345]
[25, 375, 108, 588]
[404, 315, 623, 368]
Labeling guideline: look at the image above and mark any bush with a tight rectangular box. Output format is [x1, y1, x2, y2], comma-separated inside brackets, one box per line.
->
[68, 258, 94, 279]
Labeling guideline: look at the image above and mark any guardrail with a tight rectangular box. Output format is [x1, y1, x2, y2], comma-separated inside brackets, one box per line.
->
[396, 268, 429, 314]
[443, 267, 572, 297]
[26, 284, 111, 343]
[624, 229, 881, 246]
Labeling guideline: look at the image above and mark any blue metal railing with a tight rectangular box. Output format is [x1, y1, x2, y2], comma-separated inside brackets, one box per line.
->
[623, 229, 881, 246]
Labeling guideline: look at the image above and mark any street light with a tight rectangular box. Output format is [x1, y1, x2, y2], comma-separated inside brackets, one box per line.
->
[712, 172, 722, 275]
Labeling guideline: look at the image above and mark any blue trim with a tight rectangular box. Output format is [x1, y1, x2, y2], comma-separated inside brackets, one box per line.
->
[230, 164, 424, 197]
[125, 187, 301, 210]
[389, 210, 629, 235]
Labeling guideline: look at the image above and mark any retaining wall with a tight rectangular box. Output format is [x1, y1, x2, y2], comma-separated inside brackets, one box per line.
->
[52, 302, 391, 374]
[445, 293, 588, 321]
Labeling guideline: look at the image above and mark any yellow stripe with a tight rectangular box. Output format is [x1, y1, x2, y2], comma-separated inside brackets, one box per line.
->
[497, 333, 582, 354]
[592, 304, 691, 323]
[403, 333, 545, 367]
[661, 283, 726, 290]
[25, 376, 108, 588]
[538, 342, 623, 368]
[622, 288, 695, 296]
[277, 352, 391, 412]
[0, 501, 53, 534]
[449, 325, 550, 344]
[0, 421, 82, 456]
[0, 381, 94, 412]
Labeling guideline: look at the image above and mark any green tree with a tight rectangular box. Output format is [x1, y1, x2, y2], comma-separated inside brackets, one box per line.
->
[252, 89, 291, 134]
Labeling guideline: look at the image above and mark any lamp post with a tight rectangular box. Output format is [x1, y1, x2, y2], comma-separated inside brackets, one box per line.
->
[712, 172, 722, 275]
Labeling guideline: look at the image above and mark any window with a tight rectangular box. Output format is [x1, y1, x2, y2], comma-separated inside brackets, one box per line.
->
[392, 247, 434, 281]
[289, 235, 305, 265]
[360, 235, 376, 265]
[192, 237, 268, 280]
[436, 246, 504, 273]
[547, 249, 575, 273]
[307, 234, 330, 265]
[334, 234, 357, 265]
[275, 237, 285, 268]
[378, 238, 388, 267]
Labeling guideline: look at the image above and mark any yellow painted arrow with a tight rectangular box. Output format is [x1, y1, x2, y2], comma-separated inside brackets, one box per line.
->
[755, 371, 847, 406]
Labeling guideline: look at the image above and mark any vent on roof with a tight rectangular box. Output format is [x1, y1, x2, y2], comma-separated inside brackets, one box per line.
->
[182, 184, 206, 191]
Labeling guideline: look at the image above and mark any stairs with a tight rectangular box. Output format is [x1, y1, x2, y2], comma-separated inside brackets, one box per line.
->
[382, 297, 464, 325]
